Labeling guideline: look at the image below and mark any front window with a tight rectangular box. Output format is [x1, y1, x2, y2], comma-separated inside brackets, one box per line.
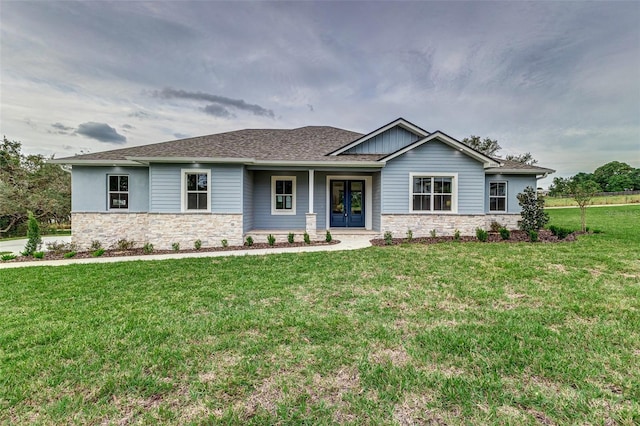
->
[108, 175, 129, 210]
[411, 175, 454, 212]
[271, 176, 296, 215]
[489, 182, 507, 211]
[181, 169, 210, 212]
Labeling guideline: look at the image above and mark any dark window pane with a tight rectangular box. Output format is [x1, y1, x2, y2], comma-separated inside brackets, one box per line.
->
[197, 193, 207, 209]
[442, 178, 452, 193]
[275, 180, 283, 194]
[498, 183, 506, 196]
[498, 198, 506, 211]
[284, 180, 292, 194]
[434, 178, 443, 193]
[187, 174, 197, 191]
[110, 193, 128, 209]
[187, 193, 198, 209]
[413, 195, 430, 211]
[109, 175, 118, 192]
[119, 176, 128, 192]
[435, 195, 452, 211]
[197, 174, 207, 191]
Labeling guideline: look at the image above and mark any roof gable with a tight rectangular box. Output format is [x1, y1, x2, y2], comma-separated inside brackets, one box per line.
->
[329, 118, 429, 156]
[380, 131, 501, 167]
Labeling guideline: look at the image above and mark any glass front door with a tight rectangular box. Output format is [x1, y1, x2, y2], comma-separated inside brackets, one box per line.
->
[330, 180, 365, 227]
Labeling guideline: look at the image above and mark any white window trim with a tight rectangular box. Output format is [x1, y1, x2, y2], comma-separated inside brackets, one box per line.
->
[489, 181, 508, 212]
[408, 172, 458, 214]
[181, 168, 211, 213]
[107, 174, 129, 211]
[271, 175, 296, 215]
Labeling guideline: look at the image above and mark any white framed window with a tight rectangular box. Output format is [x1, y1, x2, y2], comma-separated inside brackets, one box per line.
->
[409, 173, 458, 213]
[108, 175, 129, 210]
[489, 181, 507, 212]
[271, 176, 296, 215]
[181, 169, 211, 212]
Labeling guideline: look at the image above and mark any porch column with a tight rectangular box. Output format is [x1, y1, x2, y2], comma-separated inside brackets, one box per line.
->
[306, 169, 317, 240]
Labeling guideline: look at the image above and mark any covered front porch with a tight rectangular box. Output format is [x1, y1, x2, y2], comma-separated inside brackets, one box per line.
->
[242, 167, 381, 241]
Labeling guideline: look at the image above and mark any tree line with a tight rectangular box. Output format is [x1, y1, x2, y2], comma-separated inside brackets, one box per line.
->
[548, 161, 640, 196]
[0, 136, 71, 237]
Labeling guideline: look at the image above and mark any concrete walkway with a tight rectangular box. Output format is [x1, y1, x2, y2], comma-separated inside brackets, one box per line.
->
[0, 235, 373, 269]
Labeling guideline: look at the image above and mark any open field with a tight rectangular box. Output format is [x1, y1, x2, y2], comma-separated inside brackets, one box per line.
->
[1, 206, 639, 424]
[545, 193, 640, 207]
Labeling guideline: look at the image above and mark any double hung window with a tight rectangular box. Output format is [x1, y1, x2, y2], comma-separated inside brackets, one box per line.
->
[411, 175, 454, 212]
[108, 175, 129, 210]
[182, 169, 211, 211]
[489, 182, 507, 211]
[271, 176, 296, 215]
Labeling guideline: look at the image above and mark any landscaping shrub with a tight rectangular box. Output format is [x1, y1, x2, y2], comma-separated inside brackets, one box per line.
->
[63, 251, 77, 258]
[476, 228, 488, 242]
[303, 232, 310, 244]
[549, 225, 573, 239]
[1, 254, 17, 261]
[45, 241, 77, 255]
[267, 234, 276, 246]
[171, 242, 180, 251]
[90, 240, 103, 251]
[454, 229, 461, 241]
[518, 186, 549, 233]
[221, 239, 228, 248]
[430, 229, 437, 237]
[23, 211, 42, 256]
[490, 221, 503, 233]
[384, 231, 393, 245]
[33, 251, 44, 259]
[194, 239, 202, 250]
[116, 239, 136, 250]
[142, 243, 154, 254]
[529, 230, 539, 242]
[406, 229, 413, 242]
[287, 233, 295, 244]
[499, 227, 511, 240]
[245, 236, 253, 247]
[92, 248, 105, 257]
[325, 230, 332, 243]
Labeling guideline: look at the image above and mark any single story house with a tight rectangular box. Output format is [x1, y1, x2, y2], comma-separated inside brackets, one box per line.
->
[53, 118, 554, 249]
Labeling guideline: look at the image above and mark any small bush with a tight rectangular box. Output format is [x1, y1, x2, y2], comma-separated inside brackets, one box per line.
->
[116, 238, 136, 251]
[45, 241, 77, 255]
[92, 248, 105, 257]
[453, 229, 461, 241]
[63, 251, 77, 258]
[90, 240, 103, 251]
[384, 231, 393, 245]
[221, 239, 228, 248]
[303, 232, 310, 244]
[490, 221, 503, 233]
[499, 227, 511, 240]
[33, 251, 45, 259]
[171, 242, 180, 251]
[406, 229, 413, 242]
[325, 230, 332, 243]
[23, 211, 42, 256]
[143, 242, 154, 254]
[194, 239, 202, 250]
[245, 236, 254, 247]
[430, 229, 437, 238]
[476, 228, 488, 242]
[549, 225, 572, 239]
[529, 230, 539, 242]
[1, 253, 17, 261]
[267, 234, 276, 246]
[287, 233, 295, 244]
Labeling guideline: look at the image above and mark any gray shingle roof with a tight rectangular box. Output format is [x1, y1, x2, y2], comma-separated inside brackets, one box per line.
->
[487, 159, 555, 174]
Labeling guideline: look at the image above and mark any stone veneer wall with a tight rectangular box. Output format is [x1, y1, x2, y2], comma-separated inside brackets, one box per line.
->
[71, 212, 243, 250]
[381, 214, 521, 238]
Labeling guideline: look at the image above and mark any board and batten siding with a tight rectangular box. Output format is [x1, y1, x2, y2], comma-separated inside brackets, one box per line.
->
[72, 166, 149, 212]
[344, 126, 420, 154]
[252, 171, 308, 229]
[381, 140, 485, 214]
[149, 164, 242, 213]
[485, 174, 537, 214]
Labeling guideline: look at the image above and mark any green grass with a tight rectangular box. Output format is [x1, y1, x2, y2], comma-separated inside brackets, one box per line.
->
[546, 193, 640, 207]
[1, 206, 639, 424]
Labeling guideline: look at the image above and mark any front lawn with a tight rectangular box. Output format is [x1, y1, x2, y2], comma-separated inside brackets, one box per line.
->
[1, 206, 638, 424]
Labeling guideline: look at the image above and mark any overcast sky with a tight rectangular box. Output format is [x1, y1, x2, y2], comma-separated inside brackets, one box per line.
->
[1, 1, 639, 187]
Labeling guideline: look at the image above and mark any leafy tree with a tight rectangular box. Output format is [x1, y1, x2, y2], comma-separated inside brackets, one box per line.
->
[505, 152, 538, 165]
[593, 161, 635, 192]
[461, 136, 502, 157]
[23, 211, 42, 256]
[548, 176, 569, 197]
[0, 136, 71, 236]
[565, 177, 600, 232]
[517, 186, 549, 233]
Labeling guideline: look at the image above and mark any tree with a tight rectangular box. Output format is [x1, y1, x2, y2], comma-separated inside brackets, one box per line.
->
[0, 136, 71, 236]
[565, 177, 600, 232]
[461, 136, 502, 157]
[548, 176, 569, 197]
[517, 186, 549, 233]
[593, 161, 635, 192]
[505, 152, 538, 165]
[23, 211, 42, 256]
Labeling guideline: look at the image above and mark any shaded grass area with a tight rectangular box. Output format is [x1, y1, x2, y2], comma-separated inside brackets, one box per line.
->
[1, 206, 639, 424]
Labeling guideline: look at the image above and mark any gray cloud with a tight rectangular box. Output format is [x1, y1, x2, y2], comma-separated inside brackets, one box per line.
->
[153, 87, 275, 118]
[76, 122, 127, 144]
[49, 122, 75, 135]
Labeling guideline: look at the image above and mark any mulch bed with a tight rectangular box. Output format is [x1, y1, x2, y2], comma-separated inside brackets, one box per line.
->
[3, 240, 340, 263]
[370, 230, 578, 246]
